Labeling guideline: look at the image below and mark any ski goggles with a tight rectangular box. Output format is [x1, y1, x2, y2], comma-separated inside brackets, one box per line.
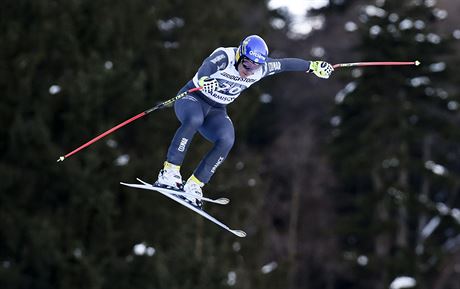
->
[241, 57, 261, 72]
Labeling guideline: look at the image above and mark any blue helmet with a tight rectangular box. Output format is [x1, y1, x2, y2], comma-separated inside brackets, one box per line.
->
[236, 35, 269, 64]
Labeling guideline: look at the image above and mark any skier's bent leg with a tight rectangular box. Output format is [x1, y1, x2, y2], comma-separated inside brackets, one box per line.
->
[194, 111, 235, 183]
[195, 137, 234, 183]
[156, 96, 205, 189]
[166, 97, 205, 166]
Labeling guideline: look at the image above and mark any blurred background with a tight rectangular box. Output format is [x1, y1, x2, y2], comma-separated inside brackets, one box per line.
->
[1, 0, 460, 288]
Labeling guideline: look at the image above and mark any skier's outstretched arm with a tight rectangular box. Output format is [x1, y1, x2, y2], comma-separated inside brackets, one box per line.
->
[263, 58, 334, 79]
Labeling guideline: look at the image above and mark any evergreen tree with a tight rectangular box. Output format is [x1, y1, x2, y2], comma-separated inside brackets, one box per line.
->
[0, 0, 278, 288]
[330, 0, 460, 288]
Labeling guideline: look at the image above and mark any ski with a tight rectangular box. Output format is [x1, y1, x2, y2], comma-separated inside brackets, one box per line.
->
[120, 179, 246, 238]
[123, 178, 229, 205]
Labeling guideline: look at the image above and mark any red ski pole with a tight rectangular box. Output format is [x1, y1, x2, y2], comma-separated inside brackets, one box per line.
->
[57, 86, 202, 162]
[333, 60, 420, 69]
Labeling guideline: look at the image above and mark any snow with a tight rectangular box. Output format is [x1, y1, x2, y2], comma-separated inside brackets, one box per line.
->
[390, 276, 416, 289]
[432, 8, 448, 20]
[261, 261, 278, 274]
[270, 18, 286, 30]
[73, 248, 82, 258]
[104, 61, 113, 70]
[382, 158, 400, 168]
[399, 19, 414, 30]
[426, 33, 441, 44]
[443, 234, 460, 251]
[268, 0, 329, 14]
[310, 46, 326, 57]
[388, 187, 405, 201]
[364, 5, 387, 18]
[267, 0, 328, 38]
[424, 87, 448, 99]
[235, 161, 245, 170]
[415, 33, 426, 42]
[248, 178, 257, 187]
[163, 41, 179, 49]
[388, 13, 399, 23]
[421, 216, 441, 239]
[425, 160, 447, 176]
[369, 25, 382, 37]
[424, 0, 437, 8]
[359, 14, 369, 24]
[447, 101, 459, 111]
[288, 16, 325, 38]
[409, 76, 430, 87]
[106, 139, 117, 148]
[157, 17, 184, 31]
[414, 20, 426, 30]
[436, 202, 450, 215]
[335, 82, 357, 103]
[453, 30, 460, 39]
[351, 69, 362, 78]
[232, 242, 241, 252]
[133, 243, 156, 256]
[115, 154, 130, 166]
[2, 261, 11, 269]
[429, 62, 446, 72]
[357, 255, 368, 266]
[259, 93, 273, 103]
[49, 85, 61, 95]
[435, 88, 448, 99]
[330, 116, 341, 127]
[226, 271, 237, 286]
[344, 21, 358, 32]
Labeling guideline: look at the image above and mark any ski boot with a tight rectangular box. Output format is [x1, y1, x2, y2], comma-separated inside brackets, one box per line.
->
[155, 161, 183, 190]
[183, 175, 204, 209]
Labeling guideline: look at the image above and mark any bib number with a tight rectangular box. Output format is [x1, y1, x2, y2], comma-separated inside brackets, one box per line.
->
[218, 82, 244, 95]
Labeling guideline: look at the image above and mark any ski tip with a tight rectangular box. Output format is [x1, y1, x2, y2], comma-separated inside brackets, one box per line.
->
[232, 230, 247, 238]
[136, 178, 150, 185]
[415, 60, 421, 66]
[216, 198, 230, 205]
[56, 156, 65, 162]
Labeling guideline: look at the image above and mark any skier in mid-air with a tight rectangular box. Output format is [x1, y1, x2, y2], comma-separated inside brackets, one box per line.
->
[155, 35, 334, 208]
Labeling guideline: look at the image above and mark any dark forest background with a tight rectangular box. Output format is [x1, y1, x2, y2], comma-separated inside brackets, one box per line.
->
[1, 0, 460, 288]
